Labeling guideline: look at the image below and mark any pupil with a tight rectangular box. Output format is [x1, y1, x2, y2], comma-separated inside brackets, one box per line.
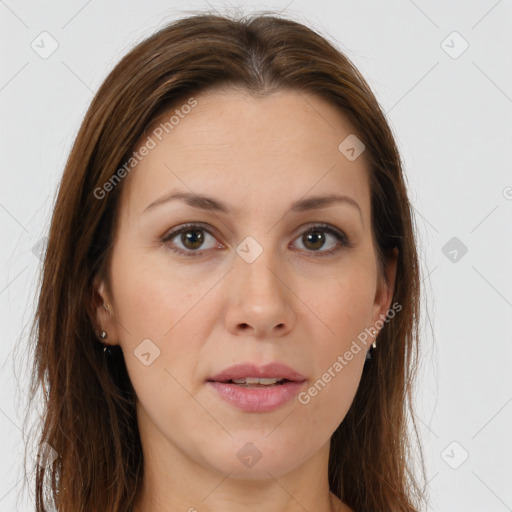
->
[305, 231, 324, 250]
[182, 230, 204, 249]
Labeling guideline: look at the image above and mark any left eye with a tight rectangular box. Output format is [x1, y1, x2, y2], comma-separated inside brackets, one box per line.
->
[292, 225, 350, 255]
[162, 223, 350, 257]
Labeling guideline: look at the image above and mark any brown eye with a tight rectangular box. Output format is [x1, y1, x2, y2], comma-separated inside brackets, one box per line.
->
[302, 230, 326, 251]
[162, 222, 350, 258]
[292, 224, 351, 256]
[179, 229, 205, 250]
[162, 223, 220, 257]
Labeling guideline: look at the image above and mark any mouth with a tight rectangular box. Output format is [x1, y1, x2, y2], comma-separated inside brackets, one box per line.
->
[206, 362, 306, 412]
[211, 377, 293, 388]
[207, 361, 306, 384]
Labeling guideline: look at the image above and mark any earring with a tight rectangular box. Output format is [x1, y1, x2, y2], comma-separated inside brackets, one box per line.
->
[365, 339, 377, 362]
[100, 330, 108, 340]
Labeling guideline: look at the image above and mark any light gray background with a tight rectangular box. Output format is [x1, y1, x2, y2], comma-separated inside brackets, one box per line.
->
[1, 1, 511, 511]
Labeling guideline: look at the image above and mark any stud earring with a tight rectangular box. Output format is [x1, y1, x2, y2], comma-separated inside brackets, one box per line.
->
[365, 339, 377, 362]
[100, 330, 108, 340]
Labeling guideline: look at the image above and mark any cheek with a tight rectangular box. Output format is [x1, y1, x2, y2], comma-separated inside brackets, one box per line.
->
[110, 259, 214, 446]
[110, 243, 207, 341]
[109, 246, 222, 390]
[301, 270, 374, 401]
[296, 335, 367, 442]
[313, 269, 376, 344]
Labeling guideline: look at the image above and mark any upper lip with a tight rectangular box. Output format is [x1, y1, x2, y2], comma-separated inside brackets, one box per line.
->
[207, 362, 306, 382]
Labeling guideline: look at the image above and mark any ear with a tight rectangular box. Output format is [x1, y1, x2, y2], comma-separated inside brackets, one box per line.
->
[370, 247, 399, 335]
[90, 275, 119, 346]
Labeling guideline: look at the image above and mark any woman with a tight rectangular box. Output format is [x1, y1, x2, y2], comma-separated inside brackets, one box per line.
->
[26, 11, 427, 512]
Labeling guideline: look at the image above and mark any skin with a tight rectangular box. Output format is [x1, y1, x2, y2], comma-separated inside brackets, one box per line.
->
[93, 88, 398, 512]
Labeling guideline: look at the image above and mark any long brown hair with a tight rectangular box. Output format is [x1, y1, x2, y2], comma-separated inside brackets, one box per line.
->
[23, 10, 427, 512]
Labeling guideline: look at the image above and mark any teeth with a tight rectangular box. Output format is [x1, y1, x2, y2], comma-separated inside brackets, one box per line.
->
[231, 377, 283, 385]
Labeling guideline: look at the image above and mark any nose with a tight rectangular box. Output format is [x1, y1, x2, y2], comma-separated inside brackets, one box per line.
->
[223, 245, 296, 339]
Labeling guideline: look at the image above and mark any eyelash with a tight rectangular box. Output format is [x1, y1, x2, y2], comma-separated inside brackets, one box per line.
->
[161, 222, 352, 258]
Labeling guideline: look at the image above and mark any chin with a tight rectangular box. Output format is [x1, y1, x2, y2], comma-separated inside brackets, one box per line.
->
[197, 437, 310, 480]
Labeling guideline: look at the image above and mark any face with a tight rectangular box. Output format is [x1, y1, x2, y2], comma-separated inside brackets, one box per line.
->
[94, 88, 397, 482]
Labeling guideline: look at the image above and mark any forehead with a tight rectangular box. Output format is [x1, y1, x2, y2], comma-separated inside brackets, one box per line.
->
[119, 88, 371, 224]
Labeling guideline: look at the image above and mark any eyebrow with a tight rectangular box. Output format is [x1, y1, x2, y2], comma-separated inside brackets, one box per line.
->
[143, 190, 363, 221]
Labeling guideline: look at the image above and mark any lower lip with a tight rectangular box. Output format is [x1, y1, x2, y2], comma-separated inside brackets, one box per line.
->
[207, 381, 305, 412]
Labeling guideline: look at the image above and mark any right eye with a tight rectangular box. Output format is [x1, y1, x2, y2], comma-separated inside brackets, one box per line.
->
[161, 223, 223, 257]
